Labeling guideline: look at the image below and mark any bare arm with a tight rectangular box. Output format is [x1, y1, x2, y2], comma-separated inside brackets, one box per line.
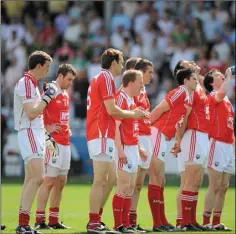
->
[215, 68, 233, 102]
[114, 120, 127, 164]
[150, 99, 170, 124]
[23, 101, 47, 121]
[104, 99, 145, 119]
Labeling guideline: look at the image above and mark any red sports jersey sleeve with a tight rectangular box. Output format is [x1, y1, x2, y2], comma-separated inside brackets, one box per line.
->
[86, 69, 116, 141]
[115, 91, 139, 145]
[153, 86, 191, 140]
[134, 89, 151, 136]
[208, 91, 234, 144]
[187, 87, 210, 133]
[44, 91, 70, 145]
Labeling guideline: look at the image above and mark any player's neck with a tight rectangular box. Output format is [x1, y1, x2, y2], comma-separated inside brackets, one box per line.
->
[28, 70, 40, 81]
[123, 87, 133, 98]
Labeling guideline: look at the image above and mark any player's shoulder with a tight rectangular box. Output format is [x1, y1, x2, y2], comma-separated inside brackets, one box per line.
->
[168, 85, 187, 98]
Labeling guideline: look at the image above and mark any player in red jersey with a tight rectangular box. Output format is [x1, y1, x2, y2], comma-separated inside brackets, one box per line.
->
[112, 69, 147, 232]
[171, 61, 211, 231]
[98, 57, 141, 224]
[34, 64, 76, 230]
[86, 49, 145, 233]
[202, 67, 234, 231]
[148, 68, 197, 232]
[129, 59, 154, 232]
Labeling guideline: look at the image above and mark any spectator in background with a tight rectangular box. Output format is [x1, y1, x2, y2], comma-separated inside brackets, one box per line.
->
[208, 50, 225, 72]
[72, 50, 88, 72]
[56, 40, 74, 62]
[212, 34, 231, 62]
[111, 6, 131, 33]
[87, 10, 102, 36]
[158, 9, 174, 36]
[39, 18, 56, 47]
[54, 8, 69, 35]
[111, 25, 125, 51]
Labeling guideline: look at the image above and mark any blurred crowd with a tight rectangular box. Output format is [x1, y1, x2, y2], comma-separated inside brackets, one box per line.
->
[1, 0, 235, 134]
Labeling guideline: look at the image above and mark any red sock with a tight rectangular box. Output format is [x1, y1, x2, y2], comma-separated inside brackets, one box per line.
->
[19, 210, 30, 226]
[88, 213, 100, 229]
[203, 211, 212, 225]
[212, 211, 222, 226]
[122, 197, 131, 228]
[112, 194, 124, 229]
[148, 184, 162, 227]
[191, 192, 198, 225]
[181, 190, 195, 226]
[176, 216, 182, 227]
[36, 210, 46, 224]
[160, 187, 169, 225]
[99, 208, 103, 222]
[49, 207, 59, 225]
[129, 210, 137, 226]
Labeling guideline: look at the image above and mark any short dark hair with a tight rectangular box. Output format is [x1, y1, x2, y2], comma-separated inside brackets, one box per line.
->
[173, 60, 184, 77]
[101, 48, 123, 69]
[203, 69, 218, 92]
[125, 57, 141, 70]
[28, 51, 52, 70]
[176, 68, 194, 85]
[134, 58, 153, 72]
[122, 70, 142, 88]
[56, 64, 77, 77]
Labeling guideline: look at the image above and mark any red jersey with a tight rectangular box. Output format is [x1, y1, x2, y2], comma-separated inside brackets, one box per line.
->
[152, 85, 192, 140]
[187, 85, 210, 133]
[86, 69, 116, 141]
[208, 91, 234, 144]
[44, 87, 70, 145]
[134, 88, 151, 136]
[116, 90, 139, 145]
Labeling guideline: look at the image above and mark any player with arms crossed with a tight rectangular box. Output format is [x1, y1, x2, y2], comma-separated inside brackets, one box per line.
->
[202, 67, 235, 231]
[129, 59, 154, 232]
[148, 69, 197, 232]
[34, 64, 76, 230]
[86, 49, 145, 233]
[14, 51, 59, 234]
[112, 69, 147, 233]
[97, 57, 142, 225]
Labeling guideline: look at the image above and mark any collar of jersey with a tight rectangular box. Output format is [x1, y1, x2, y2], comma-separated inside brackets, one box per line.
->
[120, 89, 133, 102]
[24, 72, 37, 87]
[101, 69, 114, 80]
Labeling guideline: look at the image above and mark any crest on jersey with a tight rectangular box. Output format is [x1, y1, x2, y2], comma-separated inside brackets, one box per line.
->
[162, 152, 165, 157]
[128, 163, 132, 169]
[109, 147, 113, 153]
[215, 161, 219, 167]
[196, 154, 200, 159]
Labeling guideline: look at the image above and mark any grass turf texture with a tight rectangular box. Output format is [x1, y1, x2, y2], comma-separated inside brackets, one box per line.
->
[1, 181, 235, 234]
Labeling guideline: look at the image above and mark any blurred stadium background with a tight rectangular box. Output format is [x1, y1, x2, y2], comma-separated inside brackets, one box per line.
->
[1, 1, 235, 177]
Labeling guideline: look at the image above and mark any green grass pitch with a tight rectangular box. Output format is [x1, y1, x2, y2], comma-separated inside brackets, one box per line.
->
[1, 182, 235, 234]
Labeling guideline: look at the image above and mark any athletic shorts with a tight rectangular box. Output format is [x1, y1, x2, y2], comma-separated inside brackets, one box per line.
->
[138, 135, 153, 169]
[88, 138, 114, 162]
[207, 138, 235, 174]
[151, 127, 168, 162]
[178, 129, 209, 173]
[18, 128, 45, 164]
[45, 143, 71, 175]
[115, 145, 139, 173]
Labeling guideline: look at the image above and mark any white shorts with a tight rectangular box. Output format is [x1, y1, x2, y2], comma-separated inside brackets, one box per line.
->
[18, 128, 45, 164]
[151, 127, 168, 162]
[207, 138, 235, 174]
[45, 164, 68, 177]
[138, 135, 153, 169]
[115, 145, 139, 173]
[178, 129, 209, 173]
[45, 143, 71, 172]
[88, 138, 114, 162]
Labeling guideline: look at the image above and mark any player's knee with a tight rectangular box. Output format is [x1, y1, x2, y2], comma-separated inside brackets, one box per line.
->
[135, 182, 143, 192]
[93, 176, 108, 186]
[32, 175, 44, 186]
[218, 183, 229, 195]
[58, 177, 67, 189]
[44, 177, 57, 189]
[119, 183, 130, 196]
